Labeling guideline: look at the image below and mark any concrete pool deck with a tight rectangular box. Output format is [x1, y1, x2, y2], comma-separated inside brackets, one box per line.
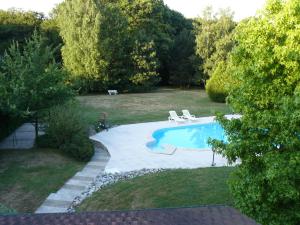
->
[90, 115, 240, 173]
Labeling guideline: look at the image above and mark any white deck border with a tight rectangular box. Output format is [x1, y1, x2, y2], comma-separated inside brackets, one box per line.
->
[90, 115, 241, 173]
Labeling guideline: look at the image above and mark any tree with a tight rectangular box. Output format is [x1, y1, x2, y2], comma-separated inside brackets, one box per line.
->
[0, 9, 63, 64]
[211, 0, 300, 224]
[0, 9, 43, 54]
[168, 28, 199, 87]
[55, 0, 163, 92]
[131, 39, 159, 89]
[40, 16, 63, 63]
[0, 31, 73, 136]
[205, 32, 236, 102]
[119, 0, 173, 84]
[97, 2, 132, 91]
[55, 0, 103, 86]
[194, 7, 236, 80]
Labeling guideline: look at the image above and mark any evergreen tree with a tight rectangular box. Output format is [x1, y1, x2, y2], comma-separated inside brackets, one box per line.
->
[55, 0, 102, 84]
[0, 31, 73, 135]
[169, 28, 199, 87]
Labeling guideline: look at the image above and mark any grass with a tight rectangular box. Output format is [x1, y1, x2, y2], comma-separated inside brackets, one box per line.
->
[0, 203, 16, 214]
[76, 88, 233, 212]
[0, 148, 85, 213]
[78, 88, 232, 125]
[0, 88, 232, 214]
[77, 167, 234, 212]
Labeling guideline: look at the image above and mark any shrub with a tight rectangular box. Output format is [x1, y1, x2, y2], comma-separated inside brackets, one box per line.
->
[206, 61, 229, 103]
[38, 103, 94, 162]
[61, 133, 94, 162]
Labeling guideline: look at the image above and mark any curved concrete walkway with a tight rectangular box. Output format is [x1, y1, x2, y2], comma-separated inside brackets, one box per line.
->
[35, 115, 240, 213]
[90, 115, 240, 173]
[35, 142, 110, 214]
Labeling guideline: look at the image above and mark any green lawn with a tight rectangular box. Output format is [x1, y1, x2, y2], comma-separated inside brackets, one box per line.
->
[78, 88, 232, 125]
[0, 88, 232, 214]
[77, 88, 233, 212]
[77, 167, 234, 212]
[0, 148, 84, 213]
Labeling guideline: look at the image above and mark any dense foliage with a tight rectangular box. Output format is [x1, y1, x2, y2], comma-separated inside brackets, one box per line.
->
[194, 7, 236, 79]
[168, 26, 199, 87]
[206, 61, 229, 102]
[0, 10, 43, 54]
[0, 10, 61, 57]
[194, 7, 236, 101]
[55, 0, 199, 91]
[0, 31, 72, 118]
[211, 0, 300, 224]
[37, 103, 94, 161]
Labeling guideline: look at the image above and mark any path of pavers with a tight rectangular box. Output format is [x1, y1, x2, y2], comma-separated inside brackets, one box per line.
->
[35, 142, 110, 213]
[0, 123, 37, 150]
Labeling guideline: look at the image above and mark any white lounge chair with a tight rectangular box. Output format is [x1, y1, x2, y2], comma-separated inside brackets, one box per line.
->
[108, 90, 118, 95]
[168, 111, 186, 123]
[182, 109, 200, 122]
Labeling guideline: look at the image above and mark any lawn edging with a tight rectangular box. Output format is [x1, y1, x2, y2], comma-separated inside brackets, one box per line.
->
[69, 169, 166, 212]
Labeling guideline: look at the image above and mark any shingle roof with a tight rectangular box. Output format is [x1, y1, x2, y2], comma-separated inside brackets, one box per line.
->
[0, 206, 259, 225]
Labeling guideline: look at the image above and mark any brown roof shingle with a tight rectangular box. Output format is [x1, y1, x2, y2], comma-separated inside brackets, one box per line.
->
[0, 205, 259, 225]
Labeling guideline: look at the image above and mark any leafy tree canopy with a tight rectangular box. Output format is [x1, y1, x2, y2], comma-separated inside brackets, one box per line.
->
[194, 7, 236, 80]
[211, 0, 300, 224]
[0, 9, 43, 53]
[0, 31, 73, 118]
[55, 0, 197, 91]
[0, 9, 62, 60]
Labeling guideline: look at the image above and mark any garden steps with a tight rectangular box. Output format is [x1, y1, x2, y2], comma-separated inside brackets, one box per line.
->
[35, 145, 110, 214]
[64, 179, 91, 189]
[73, 172, 96, 182]
[86, 161, 107, 169]
[80, 167, 103, 176]
[63, 183, 86, 191]
[53, 189, 82, 202]
[42, 194, 73, 208]
[35, 206, 68, 214]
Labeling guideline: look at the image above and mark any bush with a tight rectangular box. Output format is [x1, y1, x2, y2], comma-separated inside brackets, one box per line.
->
[38, 103, 94, 162]
[206, 62, 229, 103]
[61, 133, 94, 162]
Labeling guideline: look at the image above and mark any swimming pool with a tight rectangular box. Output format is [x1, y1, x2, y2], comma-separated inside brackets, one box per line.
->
[147, 122, 227, 152]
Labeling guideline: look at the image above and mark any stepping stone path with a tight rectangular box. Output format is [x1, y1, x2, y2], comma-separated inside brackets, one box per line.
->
[0, 123, 37, 150]
[35, 142, 110, 214]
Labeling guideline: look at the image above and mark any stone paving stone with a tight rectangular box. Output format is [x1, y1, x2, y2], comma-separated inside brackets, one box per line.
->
[0, 123, 36, 150]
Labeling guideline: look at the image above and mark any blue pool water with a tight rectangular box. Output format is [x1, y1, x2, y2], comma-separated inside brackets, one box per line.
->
[147, 123, 227, 152]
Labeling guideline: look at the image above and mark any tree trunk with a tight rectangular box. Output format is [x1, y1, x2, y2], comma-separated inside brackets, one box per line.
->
[35, 113, 38, 138]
